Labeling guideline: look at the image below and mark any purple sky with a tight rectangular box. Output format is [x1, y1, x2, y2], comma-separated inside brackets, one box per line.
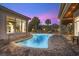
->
[1, 3, 60, 25]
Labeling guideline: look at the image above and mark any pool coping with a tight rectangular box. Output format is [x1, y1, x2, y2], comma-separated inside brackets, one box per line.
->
[11, 33, 53, 50]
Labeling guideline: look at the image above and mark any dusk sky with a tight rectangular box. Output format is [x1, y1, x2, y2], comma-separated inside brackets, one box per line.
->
[1, 3, 60, 25]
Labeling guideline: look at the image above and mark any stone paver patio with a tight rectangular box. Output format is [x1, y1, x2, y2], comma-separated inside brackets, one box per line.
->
[0, 34, 79, 56]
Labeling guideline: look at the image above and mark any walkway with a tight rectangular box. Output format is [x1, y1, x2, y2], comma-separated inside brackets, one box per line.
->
[0, 34, 77, 56]
[48, 35, 75, 56]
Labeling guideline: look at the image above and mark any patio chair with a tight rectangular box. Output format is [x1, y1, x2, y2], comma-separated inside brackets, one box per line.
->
[71, 36, 79, 45]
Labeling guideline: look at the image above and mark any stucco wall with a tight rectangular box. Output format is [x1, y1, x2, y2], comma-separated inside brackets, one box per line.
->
[8, 33, 26, 41]
[0, 10, 28, 40]
[0, 12, 8, 40]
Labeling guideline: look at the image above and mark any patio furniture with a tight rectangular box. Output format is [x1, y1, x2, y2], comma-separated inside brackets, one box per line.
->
[77, 36, 79, 44]
[72, 36, 79, 45]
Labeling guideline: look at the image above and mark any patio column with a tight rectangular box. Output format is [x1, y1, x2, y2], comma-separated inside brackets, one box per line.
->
[26, 20, 29, 37]
[26, 20, 28, 34]
[26, 19, 31, 33]
[74, 9, 79, 36]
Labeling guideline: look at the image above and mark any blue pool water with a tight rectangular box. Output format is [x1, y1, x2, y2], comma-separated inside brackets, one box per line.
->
[17, 34, 52, 48]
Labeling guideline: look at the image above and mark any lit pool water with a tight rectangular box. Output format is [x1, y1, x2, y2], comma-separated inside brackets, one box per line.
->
[16, 34, 52, 48]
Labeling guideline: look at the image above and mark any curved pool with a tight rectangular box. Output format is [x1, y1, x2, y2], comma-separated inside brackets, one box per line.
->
[16, 34, 52, 48]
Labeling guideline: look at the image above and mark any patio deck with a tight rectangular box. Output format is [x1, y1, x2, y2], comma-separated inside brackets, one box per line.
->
[0, 34, 79, 56]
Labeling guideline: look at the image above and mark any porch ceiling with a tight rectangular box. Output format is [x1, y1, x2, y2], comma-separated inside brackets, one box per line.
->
[64, 3, 78, 18]
[58, 3, 71, 19]
[59, 3, 78, 20]
[61, 19, 73, 25]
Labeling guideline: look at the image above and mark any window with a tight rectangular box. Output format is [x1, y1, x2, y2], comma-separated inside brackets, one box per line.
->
[6, 16, 26, 34]
[7, 16, 15, 34]
[15, 19, 22, 32]
[16, 19, 26, 32]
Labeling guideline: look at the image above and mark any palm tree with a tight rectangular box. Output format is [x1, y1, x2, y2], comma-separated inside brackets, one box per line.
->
[45, 19, 51, 32]
[45, 19, 51, 25]
[31, 17, 40, 32]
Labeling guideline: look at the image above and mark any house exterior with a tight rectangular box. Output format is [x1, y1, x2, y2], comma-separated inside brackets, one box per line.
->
[58, 3, 79, 36]
[0, 5, 31, 41]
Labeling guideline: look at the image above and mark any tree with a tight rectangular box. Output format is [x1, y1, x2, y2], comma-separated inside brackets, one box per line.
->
[31, 17, 40, 32]
[45, 19, 51, 31]
[45, 19, 51, 25]
[52, 24, 59, 32]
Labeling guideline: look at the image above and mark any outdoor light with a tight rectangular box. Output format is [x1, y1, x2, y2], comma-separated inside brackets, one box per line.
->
[43, 28, 45, 31]
[32, 28, 34, 31]
[72, 6, 75, 9]
[66, 11, 71, 17]
[68, 12, 71, 15]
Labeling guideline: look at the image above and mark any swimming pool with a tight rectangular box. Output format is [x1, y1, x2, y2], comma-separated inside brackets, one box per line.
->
[16, 34, 52, 48]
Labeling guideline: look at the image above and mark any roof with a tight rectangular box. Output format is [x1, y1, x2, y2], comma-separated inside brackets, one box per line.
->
[58, 3, 66, 18]
[0, 5, 31, 20]
[58, 3, 73, 19]
[58, 3, 78, 19]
